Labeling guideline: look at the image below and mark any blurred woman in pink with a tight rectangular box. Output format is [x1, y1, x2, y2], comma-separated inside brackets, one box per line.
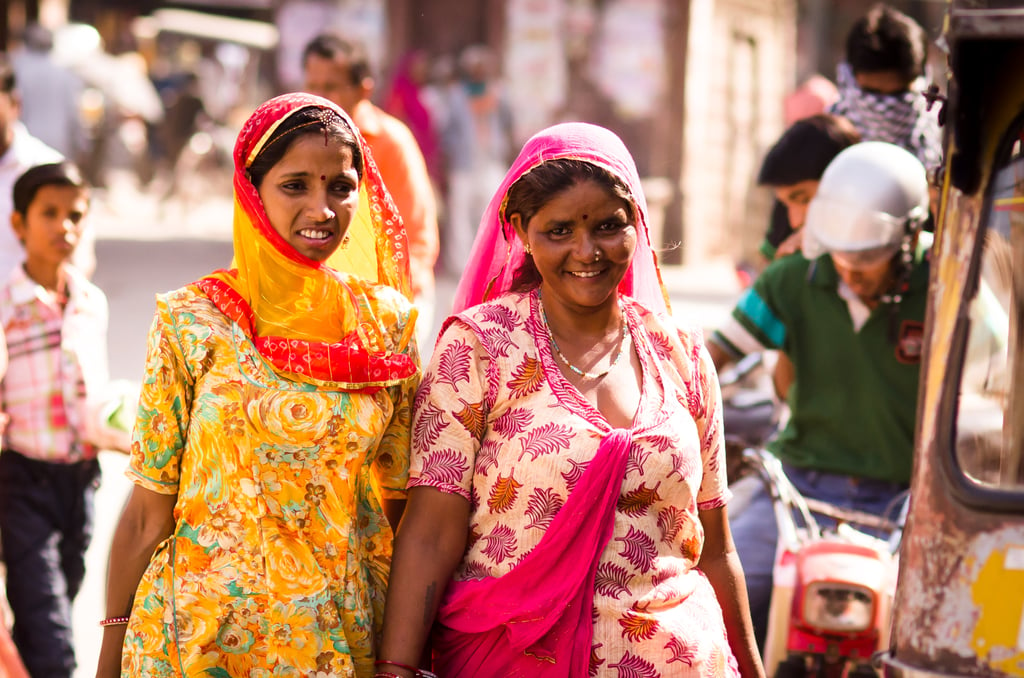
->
[384, 50, 442, 186]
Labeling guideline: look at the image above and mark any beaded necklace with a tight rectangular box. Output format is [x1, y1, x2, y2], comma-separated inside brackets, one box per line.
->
[539, 295, 629, 380]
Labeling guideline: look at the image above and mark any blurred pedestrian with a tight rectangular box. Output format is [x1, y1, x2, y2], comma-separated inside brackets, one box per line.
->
[829, 3, 941, 170]
[153, 70, 211, 199]
[757, 114, 861, 262]
[303, 33, 440, 351]
[0, 54, 95, 280]
[783, 74, 838, 127]
[0, 161, 129, 678]
[10, 24, 86, 163]
[383, 50, 443, 187]
[440, 45, 514, 277]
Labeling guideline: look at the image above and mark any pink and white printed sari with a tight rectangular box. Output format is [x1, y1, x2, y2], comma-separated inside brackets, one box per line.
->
[411, 123, 739, 677]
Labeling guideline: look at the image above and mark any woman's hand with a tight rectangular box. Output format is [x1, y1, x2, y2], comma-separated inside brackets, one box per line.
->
[95, 485, 176, 678]
[699, 506, 767, 678]
[378, 486, 471, 674]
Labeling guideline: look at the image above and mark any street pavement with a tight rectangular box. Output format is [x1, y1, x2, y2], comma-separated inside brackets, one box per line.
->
[70, 176, 741, 676]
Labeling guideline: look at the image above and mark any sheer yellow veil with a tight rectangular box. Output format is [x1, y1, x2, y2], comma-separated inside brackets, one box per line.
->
[201, 93, 415, 388]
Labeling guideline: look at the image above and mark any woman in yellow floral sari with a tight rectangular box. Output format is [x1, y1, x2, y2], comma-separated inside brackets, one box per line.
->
[95, 93, 420, 678]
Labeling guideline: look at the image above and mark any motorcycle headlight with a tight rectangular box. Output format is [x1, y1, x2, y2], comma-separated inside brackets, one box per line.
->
[801, 582, 875, 633]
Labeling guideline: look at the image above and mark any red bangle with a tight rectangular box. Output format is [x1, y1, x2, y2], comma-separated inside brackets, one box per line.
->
[375, 660, 418, 673]
[374, 660, 437, 677]
[99, 615, 130, 627]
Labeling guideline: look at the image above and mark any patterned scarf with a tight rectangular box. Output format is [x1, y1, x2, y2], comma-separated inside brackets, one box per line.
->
[198, 93, 417, 391]
[830, 62, 942, 172]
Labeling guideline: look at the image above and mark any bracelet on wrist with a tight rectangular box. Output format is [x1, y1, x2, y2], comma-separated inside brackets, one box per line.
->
[99, 615, 130, 627]
[374, 659, 438, 678]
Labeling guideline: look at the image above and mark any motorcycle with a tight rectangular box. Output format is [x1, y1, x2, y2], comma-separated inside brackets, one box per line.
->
[742, 448, 906, 678]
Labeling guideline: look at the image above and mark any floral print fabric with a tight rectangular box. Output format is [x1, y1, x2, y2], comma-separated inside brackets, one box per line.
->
[409, 290, 738, 677]
[122, 283, 417, 678]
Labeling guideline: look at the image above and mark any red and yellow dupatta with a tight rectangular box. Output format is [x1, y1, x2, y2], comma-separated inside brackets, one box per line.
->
[197, 92, 417, 390]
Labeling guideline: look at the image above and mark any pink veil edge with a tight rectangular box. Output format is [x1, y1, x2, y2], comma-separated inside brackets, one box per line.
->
[450, 122, 671, 317]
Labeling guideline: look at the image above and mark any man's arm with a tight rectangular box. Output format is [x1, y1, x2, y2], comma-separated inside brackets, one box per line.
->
[707, 338, 736, 372]
[772, 352, 795, 401]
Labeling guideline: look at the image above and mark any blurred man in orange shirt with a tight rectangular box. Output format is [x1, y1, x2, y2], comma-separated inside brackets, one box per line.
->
[303, 33, 440, 351]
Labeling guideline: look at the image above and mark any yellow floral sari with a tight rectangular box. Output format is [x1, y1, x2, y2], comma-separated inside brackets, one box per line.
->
[121, 93, 419, 677]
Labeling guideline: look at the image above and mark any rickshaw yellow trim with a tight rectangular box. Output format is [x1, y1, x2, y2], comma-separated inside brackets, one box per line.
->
[969, 546, 1024, 671]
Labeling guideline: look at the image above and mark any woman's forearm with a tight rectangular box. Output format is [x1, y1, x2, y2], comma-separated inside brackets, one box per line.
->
[701, 548, 766, 678]
[379, 487, 470, 676]
[95, 486, 177, 678]
[699, 506, 766, 678]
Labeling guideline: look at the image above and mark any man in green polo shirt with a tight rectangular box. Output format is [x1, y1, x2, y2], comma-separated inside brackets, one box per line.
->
[708, 141, 930, 647]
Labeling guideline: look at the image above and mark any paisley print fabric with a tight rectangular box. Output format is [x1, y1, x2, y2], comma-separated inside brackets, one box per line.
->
[409, 290, 738, 677]
[122, 282, 417, 678]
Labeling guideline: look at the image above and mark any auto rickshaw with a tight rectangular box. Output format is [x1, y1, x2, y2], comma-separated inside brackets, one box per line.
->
[880, 2, 1024, 676]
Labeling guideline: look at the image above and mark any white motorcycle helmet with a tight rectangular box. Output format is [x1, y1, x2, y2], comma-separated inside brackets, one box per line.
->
[802, 141, 929, 261]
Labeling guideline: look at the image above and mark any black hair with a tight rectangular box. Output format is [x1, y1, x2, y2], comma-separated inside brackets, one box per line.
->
[845, 3, 928, 83]
[757, 114, 862, 186]
[12, 162, 88, 215]
[0, 54, 15, 94]
[505, 158, 636, 293]
[302, 33, 373, 86]
[246, 106, 363, 189]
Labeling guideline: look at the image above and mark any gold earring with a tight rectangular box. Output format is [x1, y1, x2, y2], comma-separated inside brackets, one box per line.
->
[342, 235, 351, 249]
[524, 243, 532, 255]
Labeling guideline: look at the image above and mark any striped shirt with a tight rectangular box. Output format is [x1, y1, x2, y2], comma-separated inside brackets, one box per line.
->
[0, 264, 110, 462]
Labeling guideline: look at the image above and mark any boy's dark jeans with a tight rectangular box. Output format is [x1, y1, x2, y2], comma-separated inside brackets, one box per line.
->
[0, 449, 101, 678]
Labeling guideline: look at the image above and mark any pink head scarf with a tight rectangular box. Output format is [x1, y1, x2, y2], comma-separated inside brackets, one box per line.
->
[451, 122, 671, 316]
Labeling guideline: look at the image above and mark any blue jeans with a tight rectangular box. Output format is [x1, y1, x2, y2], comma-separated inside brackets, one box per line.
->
[729, 464, 908, 649]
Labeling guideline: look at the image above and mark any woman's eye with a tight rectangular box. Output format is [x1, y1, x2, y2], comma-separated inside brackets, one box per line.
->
[548, 226, 571, 237]
[282, 180, 306, 192]
[330, 182, 355, 195]
[598, 220, 632, 234]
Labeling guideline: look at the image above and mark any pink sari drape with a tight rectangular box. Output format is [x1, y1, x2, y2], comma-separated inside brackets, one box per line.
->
[432, 429, 632, 677]
[451, 122, 671, 316]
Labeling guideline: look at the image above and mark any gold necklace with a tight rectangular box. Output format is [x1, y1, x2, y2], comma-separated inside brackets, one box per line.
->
[539, 296, 629, 379]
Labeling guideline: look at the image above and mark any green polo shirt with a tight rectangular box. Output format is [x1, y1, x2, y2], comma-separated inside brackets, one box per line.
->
[712, 252, 929, 483]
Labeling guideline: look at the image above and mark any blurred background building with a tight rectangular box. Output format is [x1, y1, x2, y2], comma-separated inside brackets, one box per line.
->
[2, 0, 948, 268]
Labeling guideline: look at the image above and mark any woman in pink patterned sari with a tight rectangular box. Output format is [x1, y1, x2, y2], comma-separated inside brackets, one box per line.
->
[377, 123, 764, 678]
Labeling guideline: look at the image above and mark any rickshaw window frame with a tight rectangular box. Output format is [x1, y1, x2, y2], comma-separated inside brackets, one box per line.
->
[939, 111, 1024, 511]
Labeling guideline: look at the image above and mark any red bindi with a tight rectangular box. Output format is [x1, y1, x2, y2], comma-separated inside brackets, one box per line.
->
[320, 175, 326, 181]
[582, 213, 589, 220]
